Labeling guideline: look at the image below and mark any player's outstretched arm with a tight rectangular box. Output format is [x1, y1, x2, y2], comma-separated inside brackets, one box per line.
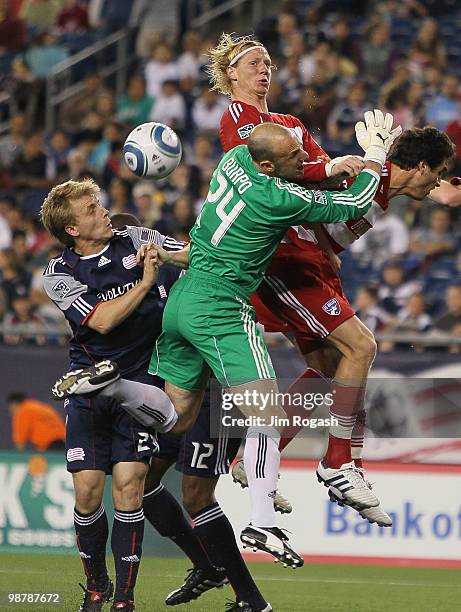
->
[428, 179, 461, 207]
[285, 110, 401, 225]
[137, 243, 190, 268]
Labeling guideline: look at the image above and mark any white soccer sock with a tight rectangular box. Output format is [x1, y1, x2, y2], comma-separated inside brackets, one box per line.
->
[244, 426, 280, 528]
[99, 379, 178, 432]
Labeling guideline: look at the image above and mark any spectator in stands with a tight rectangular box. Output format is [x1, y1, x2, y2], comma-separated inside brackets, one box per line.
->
[411, 17, 446, 72]
[91, 0, 135, 36]
[0, 247, 31, 308]
[75, 109, 103, 148]
[11, 132, 52, 193]
[326, 80, 369, 155]
[0, 0, 26, 53]
[378, 261, 422, 315]
[10, 228, 29, 268]
[354, 286, 392, 334]
[159, 162, 192, 208]
[424, 74, 460, 131]
[95, 91, 116, 124]
[46, 129, 71, 181]
[327, 17, 361, 69]
[106, 177, 133, 215]
[383, 81, 424, 130]
[88, 121, 123, 173]
[409, 207, 457, 259]
[24, 31, 69, 78]
[191, 88, 228, 136]
[421, 64, 443, 99]
[379, 61, 411, 107]
[350, 212, 410, 269]
[380, 291, 432, 352]
[58, 72, 109, 134]
[361, 19, 393, 87]
[7, 57, 41, 127]
[116, 74, 154, 128]
[67, 146, 92, 180]
[101, 140, 125, 189]
[7, 391, 65, 451]
[274, 11, 298, 58]
[145, 43, 179, 99]
[432, 284, 461, 334]
[177, 30, 205, 90]
[299, 39, 330, 85]
[150, 80, 186, 133]
[55, 0, 89, 33]
[155, 193, 195, 242]
[132, 181, 162, 227]
[278, 54, 304, 107]
[0, 112, 26, 168]
[3, 294, 48, 344]
[190, 134, 218, 179]
[392, 292, 432, 334]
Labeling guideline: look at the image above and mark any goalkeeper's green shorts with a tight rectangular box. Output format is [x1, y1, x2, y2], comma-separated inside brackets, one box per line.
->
[148, 268, 275, 390]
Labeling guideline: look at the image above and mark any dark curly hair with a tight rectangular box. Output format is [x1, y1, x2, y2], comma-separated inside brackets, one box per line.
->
[388, 127, 455, 171]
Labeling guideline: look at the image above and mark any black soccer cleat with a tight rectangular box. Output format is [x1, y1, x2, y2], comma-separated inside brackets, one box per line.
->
[78, 580, 113, 612]
[164, 566, 228, 605]
[53, 360, 120, 400]
[240, 525, 304, 569]
[225, 600, 273, 611]
[110, 601, 135, 611]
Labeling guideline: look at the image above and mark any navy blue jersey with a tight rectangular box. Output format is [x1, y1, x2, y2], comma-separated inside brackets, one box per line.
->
[43, 226, 183, 377]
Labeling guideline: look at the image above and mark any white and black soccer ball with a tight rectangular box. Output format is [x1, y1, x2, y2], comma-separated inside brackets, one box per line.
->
[123, 122, 182, 180]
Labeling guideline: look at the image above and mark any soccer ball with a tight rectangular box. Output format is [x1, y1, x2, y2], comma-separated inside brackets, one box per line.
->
[123, 122, 182, 180]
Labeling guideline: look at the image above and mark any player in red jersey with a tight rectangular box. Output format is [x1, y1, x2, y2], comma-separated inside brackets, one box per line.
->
[209, 33, 460, 526]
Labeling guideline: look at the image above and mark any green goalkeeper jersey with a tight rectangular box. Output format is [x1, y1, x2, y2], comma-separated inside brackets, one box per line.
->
[189, 144, 379, 299]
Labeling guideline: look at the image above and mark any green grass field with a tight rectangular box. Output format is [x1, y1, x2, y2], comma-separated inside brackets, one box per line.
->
[0, 554, 459, 612]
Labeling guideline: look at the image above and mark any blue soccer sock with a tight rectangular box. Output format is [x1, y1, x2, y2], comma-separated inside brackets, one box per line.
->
[74, 504, 109, 591]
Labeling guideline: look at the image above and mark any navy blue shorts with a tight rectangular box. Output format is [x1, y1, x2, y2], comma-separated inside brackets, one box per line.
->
[157, 390, 242, 477]
[65, 370, 162, 474]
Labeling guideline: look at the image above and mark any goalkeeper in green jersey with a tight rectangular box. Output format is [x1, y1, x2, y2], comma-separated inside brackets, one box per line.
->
[147, 113, 400, 566]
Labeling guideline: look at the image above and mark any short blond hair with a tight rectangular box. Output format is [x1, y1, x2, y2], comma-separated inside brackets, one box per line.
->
[207, 33, 268, 95]
[40, 178, 100, 247]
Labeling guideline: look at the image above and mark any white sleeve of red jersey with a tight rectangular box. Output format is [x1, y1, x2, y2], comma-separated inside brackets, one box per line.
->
[219, 102, 264, 152]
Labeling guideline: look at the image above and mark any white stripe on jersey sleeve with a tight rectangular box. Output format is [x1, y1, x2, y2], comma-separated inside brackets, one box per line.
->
[163, 237, 186, 251]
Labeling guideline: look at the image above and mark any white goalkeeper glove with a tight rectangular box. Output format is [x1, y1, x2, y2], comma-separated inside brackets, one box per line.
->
[355, 109, 402, 167]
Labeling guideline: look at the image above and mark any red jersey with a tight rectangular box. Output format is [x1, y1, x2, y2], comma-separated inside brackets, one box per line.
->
[220, 100, 329, 183]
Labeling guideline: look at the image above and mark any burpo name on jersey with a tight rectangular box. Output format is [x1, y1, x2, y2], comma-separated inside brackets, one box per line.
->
[98, 280, 139, 301]
[221, 157, 253, 194]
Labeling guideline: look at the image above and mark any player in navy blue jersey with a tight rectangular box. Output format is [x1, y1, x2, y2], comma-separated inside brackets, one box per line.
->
[40, 178, 193, 612]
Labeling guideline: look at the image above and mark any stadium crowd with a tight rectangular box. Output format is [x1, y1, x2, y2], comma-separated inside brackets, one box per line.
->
[0, 0, 461, 349]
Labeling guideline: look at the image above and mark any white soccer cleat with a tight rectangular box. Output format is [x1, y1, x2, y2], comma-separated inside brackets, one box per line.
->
[240, 525, 303, 569]
[52, 360, 120, 399]
[328, 488, 392, 527]
[359, 505, 393, 527]
[231, 460, 292, 514]
[316, 460, 379, 508]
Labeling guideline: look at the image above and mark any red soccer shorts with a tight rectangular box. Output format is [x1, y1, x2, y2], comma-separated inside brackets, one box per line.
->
[251, 242, 355, 354]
